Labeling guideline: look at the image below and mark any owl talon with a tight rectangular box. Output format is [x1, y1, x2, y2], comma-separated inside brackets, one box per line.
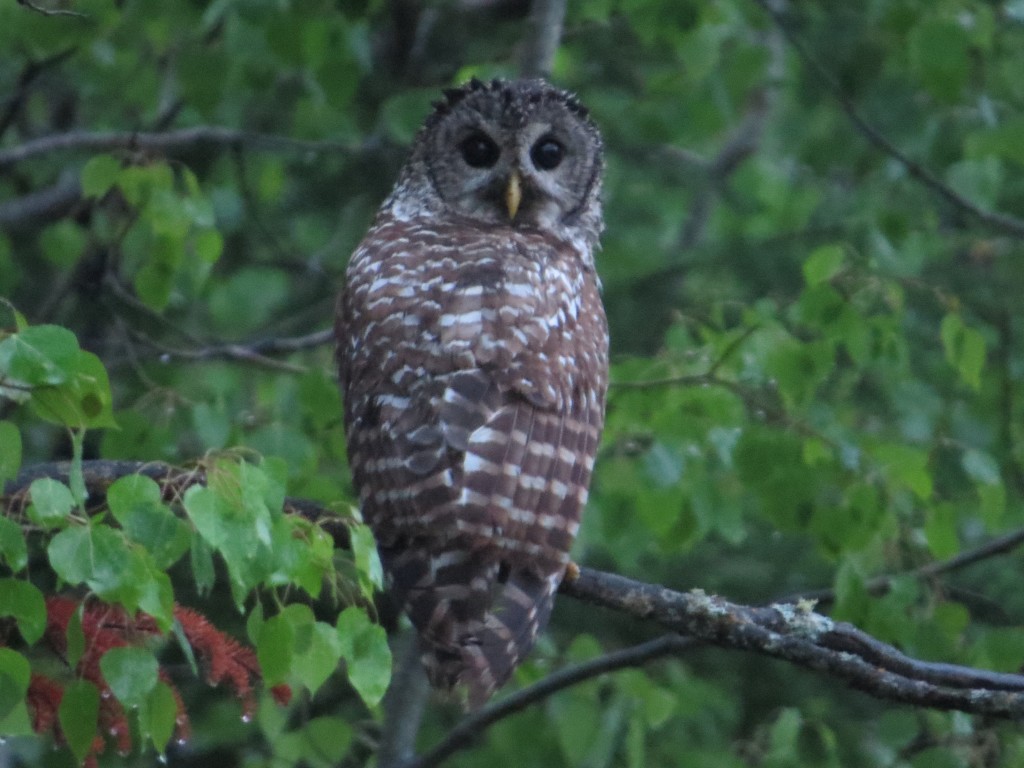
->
[564, 561, 581, 583]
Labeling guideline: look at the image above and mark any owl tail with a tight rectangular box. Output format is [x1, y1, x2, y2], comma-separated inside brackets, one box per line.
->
[445, 567, 559, 709]
[382, 547, 557, 709]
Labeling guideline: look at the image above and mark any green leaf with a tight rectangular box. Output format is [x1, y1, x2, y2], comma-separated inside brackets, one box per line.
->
[0, 517, 27, 573]
[945, 157, 1004, 209]
[940, 313, 986, 391]
[350, 522, 383, 595]
[283, 518, 336, 598]
[134, 235, 184, 311]
[924, 503, 959, 559]
[66, 604, 85, 669]
[872, 443, 933, 500]
[0, 647, 30, 724]
[336, 607, 391, 707]
[39, 220, 87, 268]
[909, 18, 969, 103]
[59, 680, 100, 764]
[962, 448, 1000, 485]
[189, 531, 216, 595]
[766, 707, 803, 762]
[100, 646, 159, 708]
[192, 228, 223, 263]
[290, 619, 343, 696]
[966, 116, 1024, 166]
[183, 458, 288, 606]
[30, 349, 117, 429]
[144, 681, 179, 754]
[833, 558, 869, 625]
[302, 716, 353, 764]
[978, 482, 1006, 528]
[108, 474, 191, 569]
[27, 477, 76, 527]
[0, 421, 22, 483]
[208, 267, 289, 335]
[81, 154, 122, 197]
[802, 244, 845, 286]
[256, 613, 295, 686]
[0, 579, 45, 645]
[0, 325, 79, 388]
[48, 523, 149, 613]
[136, 563, 175, 631]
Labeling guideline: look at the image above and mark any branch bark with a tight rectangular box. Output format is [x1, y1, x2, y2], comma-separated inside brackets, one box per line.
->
[0, 171, 81, 232]
[519, 0, 567, 79]
[561, 569, 1024, 717]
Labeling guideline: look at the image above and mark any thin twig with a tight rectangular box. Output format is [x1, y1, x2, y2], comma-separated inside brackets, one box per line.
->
[16, 0, 88, 18]
[750, 0, 1024, 240]
[127, 327, 333, 372]
[610, 324, 760, 390]
[405, 634, 695, 768]
[677, 15, 783, 251]
[781, 525, 1024, 606]
[0, 47, 78, 139]
[0, 127, 360, 170]
[3, 459, 351, 546]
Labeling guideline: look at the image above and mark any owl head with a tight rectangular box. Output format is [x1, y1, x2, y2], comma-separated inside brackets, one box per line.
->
[386, 78, 604, 248]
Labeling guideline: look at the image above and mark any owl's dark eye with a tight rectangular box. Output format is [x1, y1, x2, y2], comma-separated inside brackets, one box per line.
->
[459, 132, 501, 168]
[530, 136, 565, 170]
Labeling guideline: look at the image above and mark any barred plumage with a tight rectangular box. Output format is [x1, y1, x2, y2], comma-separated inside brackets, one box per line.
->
[336, 79, 607, 707]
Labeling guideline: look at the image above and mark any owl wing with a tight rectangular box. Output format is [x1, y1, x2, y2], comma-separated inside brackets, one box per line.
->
[341, 363, 602, 705]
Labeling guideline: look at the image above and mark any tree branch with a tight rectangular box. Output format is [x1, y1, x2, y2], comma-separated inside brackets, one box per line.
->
[406, 634, 695, 768]
[2, 460, 351, 547]
[0, 171, 81, 232]
[750, 0, 1024, 240]
[0, 127, 360, 170]
[16, 0, 88, 18]
[561, 570, 1024, 717]
[378, 632, 432, 768]
[779, 525, 1024, 607]
[519, 0, 567, 79]
[677, 15, 784, 251]
[0, 47, 78, 139]
[124, 327, 333, 373]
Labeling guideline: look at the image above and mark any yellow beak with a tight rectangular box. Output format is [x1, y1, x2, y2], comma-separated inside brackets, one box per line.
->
[505, 171, 522, 220]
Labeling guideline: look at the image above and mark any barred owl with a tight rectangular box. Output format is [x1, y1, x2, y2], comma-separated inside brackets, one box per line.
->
[335, 78, 607, 707]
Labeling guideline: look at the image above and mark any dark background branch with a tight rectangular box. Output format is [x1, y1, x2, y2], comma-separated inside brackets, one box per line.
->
[0, 126, 359, 170]
[518, 0, 566, 79]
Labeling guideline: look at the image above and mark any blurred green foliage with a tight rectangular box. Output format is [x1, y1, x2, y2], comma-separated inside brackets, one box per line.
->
[2, 0, 1024, 766]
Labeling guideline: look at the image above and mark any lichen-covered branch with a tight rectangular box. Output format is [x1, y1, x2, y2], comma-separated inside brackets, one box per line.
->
[561, 569, 1024, 717]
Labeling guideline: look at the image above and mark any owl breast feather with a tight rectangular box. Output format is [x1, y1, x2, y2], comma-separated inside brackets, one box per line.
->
[347, 218, 598, 411]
